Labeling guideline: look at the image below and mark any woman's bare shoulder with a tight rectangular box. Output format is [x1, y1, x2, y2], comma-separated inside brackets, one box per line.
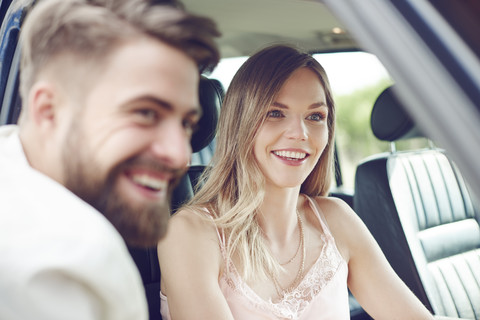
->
[161, 207, 219, 246]
[311, 196, 367, 261]
[157, 206, 223, 292]
[169, 207, 213, 231]
[312, 196, 356, 225]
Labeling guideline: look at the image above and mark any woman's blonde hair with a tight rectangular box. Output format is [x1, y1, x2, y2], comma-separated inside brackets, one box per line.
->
[187, 44, 336, 281]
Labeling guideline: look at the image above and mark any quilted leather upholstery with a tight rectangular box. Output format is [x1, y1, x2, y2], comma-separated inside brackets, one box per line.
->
[390, 151, 480, 317]
[354, 87, 480, 319]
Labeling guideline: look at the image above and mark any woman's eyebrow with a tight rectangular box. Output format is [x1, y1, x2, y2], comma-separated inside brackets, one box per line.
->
[271, 101, 327, 109]
[309, 102, 327, 109]
[271, 102, 288, 109]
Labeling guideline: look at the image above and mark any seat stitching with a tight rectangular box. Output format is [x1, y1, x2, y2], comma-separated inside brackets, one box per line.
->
[451, 258, 476, 318]
[405, 156, 428, 229]
[438, 263, 461, 317]
[430, 264, 447, 315]
[448, 157, 474, 220]
[421, 155, 442, 226]
[398, 158, 422, 228]
[467, 253, 480, 291]
[464, 254, 480, 318]
[434, 154, 455, 223]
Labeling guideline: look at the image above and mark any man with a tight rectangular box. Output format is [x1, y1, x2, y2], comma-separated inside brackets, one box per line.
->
[0, 0, 219, 319]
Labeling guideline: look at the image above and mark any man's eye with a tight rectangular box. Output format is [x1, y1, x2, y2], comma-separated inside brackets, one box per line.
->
[183, 118, 198, 136]
[135, 109, 158, 124]
[267, 110, 283, 118]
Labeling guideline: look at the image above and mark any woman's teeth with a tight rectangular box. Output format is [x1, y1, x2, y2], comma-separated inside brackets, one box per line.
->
[273, 150, 307, 160]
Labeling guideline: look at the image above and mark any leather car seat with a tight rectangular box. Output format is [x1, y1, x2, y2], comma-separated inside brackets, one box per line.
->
[353, 86, 480, 319]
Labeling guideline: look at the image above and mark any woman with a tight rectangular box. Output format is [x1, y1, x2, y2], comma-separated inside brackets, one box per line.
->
[157, 45, 433, 319]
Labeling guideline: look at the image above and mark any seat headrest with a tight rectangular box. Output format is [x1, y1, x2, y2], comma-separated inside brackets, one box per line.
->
[371, 86, 423, 142]
[191, 77, 224, 152]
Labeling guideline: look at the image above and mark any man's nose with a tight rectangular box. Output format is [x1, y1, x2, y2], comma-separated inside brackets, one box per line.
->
[150, 120, 191, 169]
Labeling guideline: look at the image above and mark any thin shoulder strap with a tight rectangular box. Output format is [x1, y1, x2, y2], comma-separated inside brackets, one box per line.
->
[201, 209, 227, 256]
[304, 195, 334, 238]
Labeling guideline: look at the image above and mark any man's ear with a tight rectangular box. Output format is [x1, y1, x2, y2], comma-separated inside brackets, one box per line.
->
[28, 82, 59, 130]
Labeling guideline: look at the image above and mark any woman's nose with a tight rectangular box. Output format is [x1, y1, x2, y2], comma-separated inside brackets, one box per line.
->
[285, 116, 308, 140]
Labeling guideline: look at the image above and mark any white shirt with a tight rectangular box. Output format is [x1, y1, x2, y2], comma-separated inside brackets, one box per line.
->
[0, 125, 148, 320]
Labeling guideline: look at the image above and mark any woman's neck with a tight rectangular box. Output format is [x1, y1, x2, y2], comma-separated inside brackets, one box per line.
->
[257, 185, 303, 246]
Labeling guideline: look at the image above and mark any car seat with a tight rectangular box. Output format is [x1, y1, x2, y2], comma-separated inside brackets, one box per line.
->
[354, 86, 480, 319]
[0, 0, 33, 125]
[128, 76, 224, 320]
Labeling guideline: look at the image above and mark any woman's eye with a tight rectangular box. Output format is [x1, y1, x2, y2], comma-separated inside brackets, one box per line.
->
[267, 110, 283, 118]
[307, 112, 326, 122]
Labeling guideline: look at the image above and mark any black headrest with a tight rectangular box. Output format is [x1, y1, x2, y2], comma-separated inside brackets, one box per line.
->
[191, 77, 224, 152]
[371, 86, 423, 142]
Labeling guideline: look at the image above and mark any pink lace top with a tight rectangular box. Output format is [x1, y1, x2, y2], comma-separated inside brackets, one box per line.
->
[160, 195, 349, 319]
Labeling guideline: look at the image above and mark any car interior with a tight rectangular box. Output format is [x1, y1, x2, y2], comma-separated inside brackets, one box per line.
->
[1, 0, 479, 319]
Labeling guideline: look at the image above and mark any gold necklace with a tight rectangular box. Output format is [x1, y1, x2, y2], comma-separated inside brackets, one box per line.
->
[279, 211, 302, 266]
[271, 210, 306, 297]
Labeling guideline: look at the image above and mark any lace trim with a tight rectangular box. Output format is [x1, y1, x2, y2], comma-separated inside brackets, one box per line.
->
[221, 232, 345, 319]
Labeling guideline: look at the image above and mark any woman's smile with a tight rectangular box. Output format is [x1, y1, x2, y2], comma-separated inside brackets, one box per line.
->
[271, 149, 310, 166]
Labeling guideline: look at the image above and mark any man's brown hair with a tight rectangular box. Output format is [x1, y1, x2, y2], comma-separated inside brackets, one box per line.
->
[19, 0, 220, 104]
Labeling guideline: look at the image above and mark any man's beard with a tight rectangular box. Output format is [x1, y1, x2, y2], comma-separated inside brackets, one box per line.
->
[61, 127, 185, 247]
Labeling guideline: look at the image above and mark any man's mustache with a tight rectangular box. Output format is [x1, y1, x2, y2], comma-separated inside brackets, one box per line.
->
[122, 156, 187, 183]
